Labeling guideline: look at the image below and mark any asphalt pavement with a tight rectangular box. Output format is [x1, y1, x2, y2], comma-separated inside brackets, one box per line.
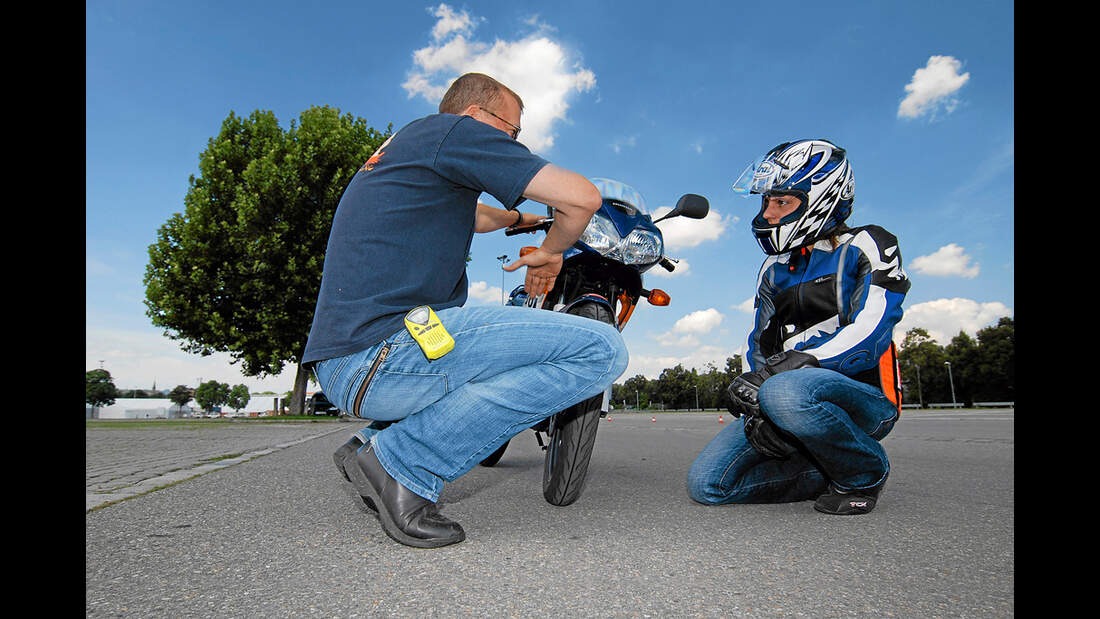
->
[85, 410, 1014, 617]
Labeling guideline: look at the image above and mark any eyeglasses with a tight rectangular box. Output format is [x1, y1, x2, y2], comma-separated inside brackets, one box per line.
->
[479, 106, 521, 139]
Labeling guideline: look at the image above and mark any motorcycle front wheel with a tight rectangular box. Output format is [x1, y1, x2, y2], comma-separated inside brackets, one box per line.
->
[542, 301, 613, 506]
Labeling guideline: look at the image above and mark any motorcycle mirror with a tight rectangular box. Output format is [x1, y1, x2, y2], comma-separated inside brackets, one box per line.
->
[652, 193, 710, 224]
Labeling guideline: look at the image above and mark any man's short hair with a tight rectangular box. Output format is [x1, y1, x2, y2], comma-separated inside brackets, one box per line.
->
[438, 73, 524, 115]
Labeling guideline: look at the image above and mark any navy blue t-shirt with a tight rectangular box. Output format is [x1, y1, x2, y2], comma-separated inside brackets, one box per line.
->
[302, 113, 549, 364]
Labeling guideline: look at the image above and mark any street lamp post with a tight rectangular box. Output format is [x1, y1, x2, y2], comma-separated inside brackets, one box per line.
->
[915, 363, 923, 408]
[496, 255, 509, 305]
[694, 385, 699, 411]
[944, 361, 957, 408]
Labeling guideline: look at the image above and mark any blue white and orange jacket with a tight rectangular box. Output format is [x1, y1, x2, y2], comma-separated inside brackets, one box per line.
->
[746, 225, 910, 410]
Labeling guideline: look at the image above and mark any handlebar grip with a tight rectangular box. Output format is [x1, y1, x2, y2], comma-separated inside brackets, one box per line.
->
[660, 258, 675, 272]
[504, 219, 553, 236]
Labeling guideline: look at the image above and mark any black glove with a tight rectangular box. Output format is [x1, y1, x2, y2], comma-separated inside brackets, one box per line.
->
[725, 350, 820, 458]
[744, 415, 799, 459]
[726, 350, 820, 418]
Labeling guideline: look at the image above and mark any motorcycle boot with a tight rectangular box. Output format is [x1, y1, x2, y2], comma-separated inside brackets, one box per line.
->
[334, 436, 378, 513]
[333, 436, 362, 482]
[345, 442, 465, 548]
[813, 473, 888, 515]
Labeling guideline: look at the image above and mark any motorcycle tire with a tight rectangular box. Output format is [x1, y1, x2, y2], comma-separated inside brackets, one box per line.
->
[542, 301, 613, 506]
[478, 439, 509, 467]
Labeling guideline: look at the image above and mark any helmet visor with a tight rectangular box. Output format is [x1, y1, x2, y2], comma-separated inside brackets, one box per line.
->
[732, 156, 785, 196]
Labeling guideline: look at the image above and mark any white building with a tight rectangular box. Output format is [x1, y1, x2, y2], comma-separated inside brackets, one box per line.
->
[86, 396, 287, 419]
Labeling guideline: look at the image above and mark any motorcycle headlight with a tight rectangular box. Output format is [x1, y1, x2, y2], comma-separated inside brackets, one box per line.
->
[578, 213, 620, 255]
[611, 229, 664, 265]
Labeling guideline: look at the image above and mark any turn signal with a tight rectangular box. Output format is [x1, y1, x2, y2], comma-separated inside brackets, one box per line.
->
[647, 289, 670, 306]
[520, 246, 537, 257]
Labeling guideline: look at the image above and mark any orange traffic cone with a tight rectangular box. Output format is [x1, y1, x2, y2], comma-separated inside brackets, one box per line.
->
[718, 415, 724, 423]
[651, 416, 656, 423]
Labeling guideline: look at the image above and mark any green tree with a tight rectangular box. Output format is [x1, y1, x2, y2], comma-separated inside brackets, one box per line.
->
[143, 106, 391, 415]
[697, 362, 725, 409]
[614, 374, 650, 409]
[227, 384, 251, 413]
[655, 364, 694, 409]
[169, 385, 193, 407]
[168, 385, 193, 417]
[898, 328, 949, 405]
[945, 331, 980, 406]
[86, 369, 118, 408]
[975, 317, 1014, 402]
[194, 380, 231, 414]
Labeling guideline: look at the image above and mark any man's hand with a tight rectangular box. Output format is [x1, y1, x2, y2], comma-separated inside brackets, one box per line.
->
[503, 247, 564, 296]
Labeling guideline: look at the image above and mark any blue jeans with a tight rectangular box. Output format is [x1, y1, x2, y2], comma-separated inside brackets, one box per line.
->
[687, 367, 898, 504]
[312, 305, 628, 502]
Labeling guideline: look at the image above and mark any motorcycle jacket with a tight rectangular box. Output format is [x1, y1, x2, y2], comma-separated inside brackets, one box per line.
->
[746, 224, 910, 409]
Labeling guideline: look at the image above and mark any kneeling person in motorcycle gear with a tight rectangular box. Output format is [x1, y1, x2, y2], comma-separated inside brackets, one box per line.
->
[686, 139, 910, 515]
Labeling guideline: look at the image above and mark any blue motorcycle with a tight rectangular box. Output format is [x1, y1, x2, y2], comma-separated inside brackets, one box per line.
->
[484, 178, 709, 506]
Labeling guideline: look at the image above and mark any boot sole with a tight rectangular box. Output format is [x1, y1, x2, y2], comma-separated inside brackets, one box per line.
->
[344, 447, 465, 549]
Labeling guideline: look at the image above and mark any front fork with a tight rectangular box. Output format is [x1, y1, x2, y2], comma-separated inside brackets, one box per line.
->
[526, 292, 617, 448]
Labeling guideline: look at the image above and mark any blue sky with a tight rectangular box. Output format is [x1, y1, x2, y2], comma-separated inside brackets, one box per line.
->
[86, 0, 1014, 392]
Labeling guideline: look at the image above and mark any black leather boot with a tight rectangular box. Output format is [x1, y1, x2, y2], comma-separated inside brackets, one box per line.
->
[813, 473, 888, 515]
[334, 436, 378, 513]
[346, 443, 465, 548]
[333, 436, 362, 482]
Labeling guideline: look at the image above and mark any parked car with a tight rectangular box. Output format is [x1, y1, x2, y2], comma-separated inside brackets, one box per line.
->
[306, 392, 338, 416]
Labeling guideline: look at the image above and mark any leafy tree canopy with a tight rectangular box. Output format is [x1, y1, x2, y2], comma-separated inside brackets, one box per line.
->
[194, 380, 231, 413]
[86, 369, 118, 408]
[144, 106, 391, 414]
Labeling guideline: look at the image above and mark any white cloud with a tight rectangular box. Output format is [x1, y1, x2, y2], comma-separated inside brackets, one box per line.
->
[733, 297, 755, 314]
[467, 280, 504, 304]
[910, 243, 980, 278]
[429, 3, 478, 41]
[654, 308, 723, 347]
[655, 333, 701, 348]
[86, 327, 299, 392]
[403, 4, 596, 153]
[895, 298, 1012, 346]
[653, 208, 733, 251]
[898, 55, 970, 119]
[672, 308, 724, 334]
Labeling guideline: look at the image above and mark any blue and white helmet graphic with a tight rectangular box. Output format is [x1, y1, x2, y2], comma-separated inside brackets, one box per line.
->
[732, 139, 855, 255]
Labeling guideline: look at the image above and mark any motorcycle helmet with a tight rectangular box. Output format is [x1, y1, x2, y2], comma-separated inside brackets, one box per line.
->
[732, 139, 854, 255]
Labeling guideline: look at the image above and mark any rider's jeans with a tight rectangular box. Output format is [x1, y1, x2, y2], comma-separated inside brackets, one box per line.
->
[686, 367, 898, 504]
[312, 305, 628, 502]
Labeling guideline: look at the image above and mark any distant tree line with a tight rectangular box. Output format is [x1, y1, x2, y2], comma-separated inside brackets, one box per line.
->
[612, 319, 1014, 410]
[897, 317, 1014, 407]
[85, 370, 255, 414]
